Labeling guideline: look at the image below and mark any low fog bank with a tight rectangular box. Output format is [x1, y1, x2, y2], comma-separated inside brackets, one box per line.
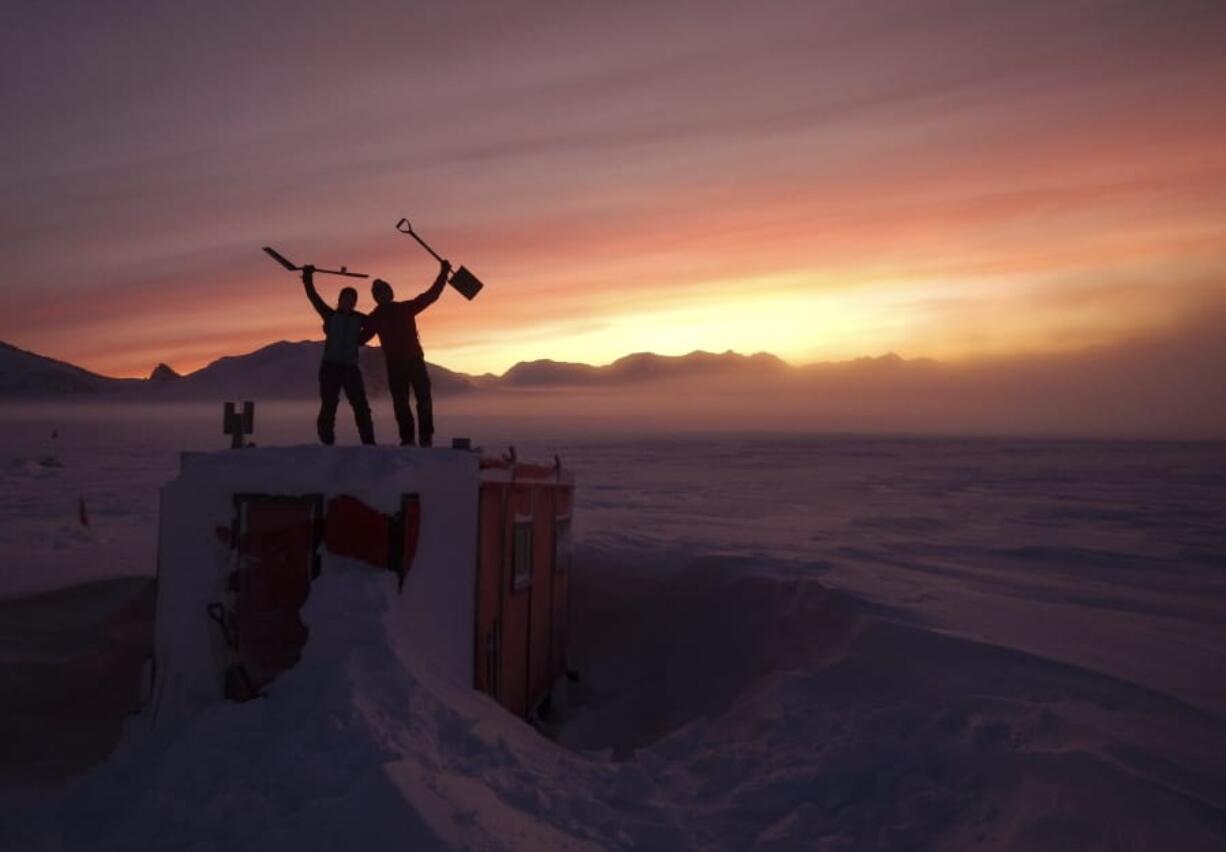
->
[448, 315, 1226, 439]
[3, 310, 1222, 440]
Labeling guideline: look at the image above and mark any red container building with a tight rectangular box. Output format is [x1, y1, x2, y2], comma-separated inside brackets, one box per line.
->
[150, 446, 574, 722]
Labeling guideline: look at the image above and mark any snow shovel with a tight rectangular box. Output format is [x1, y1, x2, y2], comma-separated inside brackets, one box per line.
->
[395, 218, 484, 300]
[262, 246, 368, 279]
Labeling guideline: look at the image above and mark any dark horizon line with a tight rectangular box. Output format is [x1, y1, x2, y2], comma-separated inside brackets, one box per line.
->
[2, 315, 1198, 385]
[4, 336, 924, 384]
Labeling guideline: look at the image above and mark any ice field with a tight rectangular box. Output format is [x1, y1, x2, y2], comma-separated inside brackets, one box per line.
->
[1, 403, 1224, 850]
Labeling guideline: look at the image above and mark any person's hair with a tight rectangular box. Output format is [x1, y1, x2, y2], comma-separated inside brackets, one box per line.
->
[372, 279, 394, 303]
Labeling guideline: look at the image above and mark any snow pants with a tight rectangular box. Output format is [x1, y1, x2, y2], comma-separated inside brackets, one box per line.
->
[318, 361, 375, 445]
[387, 357, 433, 446]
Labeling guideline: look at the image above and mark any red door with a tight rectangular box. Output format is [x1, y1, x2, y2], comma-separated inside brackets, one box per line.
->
[474, 478, 575, 719]
[233, 495, 321, 695]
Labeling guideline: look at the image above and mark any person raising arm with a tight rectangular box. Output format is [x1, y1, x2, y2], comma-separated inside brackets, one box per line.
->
[302, 263, 334, 321]
[360, 259, 451, 447]
[300, 265, 375, 446]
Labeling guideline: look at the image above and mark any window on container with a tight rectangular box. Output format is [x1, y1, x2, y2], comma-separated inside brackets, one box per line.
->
[512, 520, 533, 590]
[554, 517, 572, 574]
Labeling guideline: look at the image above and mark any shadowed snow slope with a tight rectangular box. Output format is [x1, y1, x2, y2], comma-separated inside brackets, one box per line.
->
[0, 578, 153, 787]
[558, 550, 1226, 850]
[6, 555, 1223, 851]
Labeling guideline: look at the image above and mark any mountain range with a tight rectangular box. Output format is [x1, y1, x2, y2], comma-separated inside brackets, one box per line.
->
[0, 339, 796, 400]
[3, 325, 1224, 438]
[0, 340, 144, 396]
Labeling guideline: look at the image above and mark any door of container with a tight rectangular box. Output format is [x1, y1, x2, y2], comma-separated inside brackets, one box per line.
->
[233, 495, 321, 694]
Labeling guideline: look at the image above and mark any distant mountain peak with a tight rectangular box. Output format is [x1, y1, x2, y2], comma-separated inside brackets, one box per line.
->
[149, 363, 181, 381]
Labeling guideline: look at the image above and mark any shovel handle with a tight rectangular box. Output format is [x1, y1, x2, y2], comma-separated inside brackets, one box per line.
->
[395, 218, 446, 264]
[262, 246, 368, 278]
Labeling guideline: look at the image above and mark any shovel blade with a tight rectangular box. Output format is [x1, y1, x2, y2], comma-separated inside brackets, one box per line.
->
[263, 246, 299, 271]
[448, 266, 484, 300]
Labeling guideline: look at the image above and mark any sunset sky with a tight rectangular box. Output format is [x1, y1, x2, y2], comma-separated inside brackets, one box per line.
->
[3, 0, 1226, 378]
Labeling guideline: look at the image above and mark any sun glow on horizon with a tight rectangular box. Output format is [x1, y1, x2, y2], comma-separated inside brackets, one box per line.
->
[31, 253, 1224, 381]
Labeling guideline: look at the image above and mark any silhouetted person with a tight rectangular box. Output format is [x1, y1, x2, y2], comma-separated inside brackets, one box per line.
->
[360, 260, 450, 446]
[301, 265, 375, 446]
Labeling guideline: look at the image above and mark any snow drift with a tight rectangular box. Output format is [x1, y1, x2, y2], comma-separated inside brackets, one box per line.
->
[8, 550, 1225, 851]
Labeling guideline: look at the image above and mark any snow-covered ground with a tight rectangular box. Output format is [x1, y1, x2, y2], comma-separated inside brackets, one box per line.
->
[1, 403, 1224, 849]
